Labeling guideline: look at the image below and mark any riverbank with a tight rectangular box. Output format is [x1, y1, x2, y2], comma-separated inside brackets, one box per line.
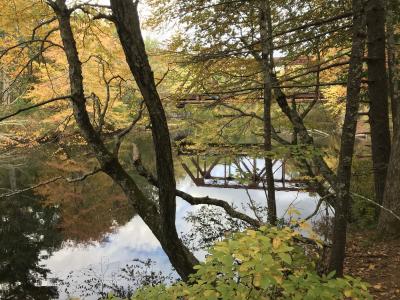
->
[345, 230, 400, 299]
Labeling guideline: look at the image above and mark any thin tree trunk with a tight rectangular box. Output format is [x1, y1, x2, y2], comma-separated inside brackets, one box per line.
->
[259, 0, 277, 225]
[244, 14, 338, 197]
[387, 0, 399, 136]
[367, 0, 391, 207]
[1, 70, 12, 105]
[328, 0, 366, 277]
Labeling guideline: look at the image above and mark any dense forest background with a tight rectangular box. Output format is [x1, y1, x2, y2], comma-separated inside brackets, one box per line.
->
[0, 0, 399, 299]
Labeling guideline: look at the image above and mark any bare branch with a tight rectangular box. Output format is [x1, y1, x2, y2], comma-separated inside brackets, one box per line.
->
[0, 168, 102, 199]
[156, 67, 171, 87]
[351, 192, 400, 222]
[292, 194, 333, 229]
[0, 95, 71, 122]
[0, 37, 63, 60]
[72, 4, 114, 21]
[31, 16, 58, 40]
[131, 145, 261, 227]
[176, 190, 261, 228]
[1, 44, 55, 97]
[272, 12, 353, 38]
[114, 101, 145, 156]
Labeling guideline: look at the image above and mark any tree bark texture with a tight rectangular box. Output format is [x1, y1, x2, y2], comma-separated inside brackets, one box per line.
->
[109, 0, 198, 279]
[366, 0, 391, 207]
[328, 0, 366, 276]
[379, 0, 400, 235]
[378, 125, 400, 237]
[387, 0, 399, 136]
[50, 0, 198, 281]
[259, 0, 277, 225]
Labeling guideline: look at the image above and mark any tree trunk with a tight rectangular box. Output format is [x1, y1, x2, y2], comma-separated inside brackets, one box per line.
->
[50, 0, 198, 281]
[259, 0, 277, 225]
[378, 0, 400, 235]
[109, 0, 198, 278]
[328, 0, 366, 277]
[387, 0, 399, 136]
[377, 125, 400, 237]
[245, 7, 338, 200]
[367, 0, 391, 207]
[1, 70, 12, 105]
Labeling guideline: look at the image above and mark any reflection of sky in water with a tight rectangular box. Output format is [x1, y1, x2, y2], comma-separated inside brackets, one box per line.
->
[44, 159, 324, 299]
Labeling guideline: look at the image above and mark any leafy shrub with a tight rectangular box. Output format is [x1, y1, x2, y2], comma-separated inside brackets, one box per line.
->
[108, 227, 371, 300]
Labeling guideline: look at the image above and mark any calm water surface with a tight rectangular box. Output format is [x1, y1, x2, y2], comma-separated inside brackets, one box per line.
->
[0, 139, 326, 299]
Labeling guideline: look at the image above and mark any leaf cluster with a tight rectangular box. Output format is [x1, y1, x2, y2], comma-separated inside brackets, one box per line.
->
[108, 227, 371, 300]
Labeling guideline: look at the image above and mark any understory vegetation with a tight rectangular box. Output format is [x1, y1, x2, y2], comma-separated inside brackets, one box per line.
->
[110, 227, 371, 300]
[0, 0, 399, 299]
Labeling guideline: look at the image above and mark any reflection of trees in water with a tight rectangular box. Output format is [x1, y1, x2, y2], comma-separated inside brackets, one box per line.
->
[0, 166, 62, 299]
[0, 138, 167, 297]
[181, 206, 250, 251]
[2, 136, 377, 297]
[62, 259, 173, 300]
[37, 162, 133, 244]
[6, 145, 136, 245]
[0, 145, 138, 298]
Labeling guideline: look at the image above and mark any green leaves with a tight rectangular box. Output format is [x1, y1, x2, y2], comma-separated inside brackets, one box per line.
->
[122, 226, 372, 300]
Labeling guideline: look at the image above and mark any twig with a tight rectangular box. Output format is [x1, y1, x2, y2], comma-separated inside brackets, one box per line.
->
[0, 95, 71, 122]
[156, 67, 171, 87]
[113, 101, 145, 157]
[291, 194, 332, 229]
[351, 192, 400, 222]
[176, 189, 261, 228]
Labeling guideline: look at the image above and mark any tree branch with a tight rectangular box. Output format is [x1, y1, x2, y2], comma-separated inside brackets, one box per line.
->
[351, 192, 400, 222]
[0, 168, 102, 199]
[0, 95, 71, 122]
[131, 145, 261, 228]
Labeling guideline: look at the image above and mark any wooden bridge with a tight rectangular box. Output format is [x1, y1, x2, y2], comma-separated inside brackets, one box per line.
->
[180, 156, 312, 191]
[176, 92, 327, 108]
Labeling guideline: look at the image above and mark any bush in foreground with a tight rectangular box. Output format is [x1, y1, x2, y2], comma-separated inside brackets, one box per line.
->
[108, 226, 371, 300]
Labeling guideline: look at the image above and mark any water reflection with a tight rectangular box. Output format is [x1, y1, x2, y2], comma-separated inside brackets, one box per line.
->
[49, 157, 321, 299]
[0, 167, 62, 299]
[0, 145, 324, 299]
[179, 156, 311, 191]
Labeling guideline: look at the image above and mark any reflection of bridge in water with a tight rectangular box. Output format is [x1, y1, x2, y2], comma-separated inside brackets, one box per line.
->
[180, 156, 312, 191]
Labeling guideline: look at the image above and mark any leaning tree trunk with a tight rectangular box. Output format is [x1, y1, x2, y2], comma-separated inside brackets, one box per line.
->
[109, 0, 198, 279]
[328, 0, 366, 277]
[49, 0, 198, 281]
[259, 0, 277, 225]
[366, 0, 391, 208]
